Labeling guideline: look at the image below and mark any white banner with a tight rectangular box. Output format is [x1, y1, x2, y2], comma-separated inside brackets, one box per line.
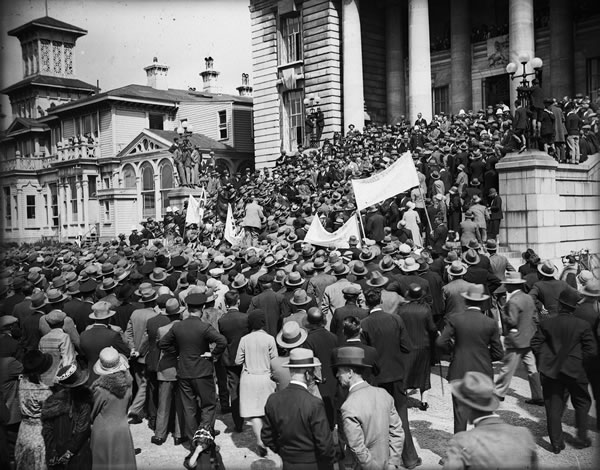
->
[304, 214, 362, 249]
[224, 204, 245, 246]
[351, 152, 419, 210]
[184, 190, 206, 226]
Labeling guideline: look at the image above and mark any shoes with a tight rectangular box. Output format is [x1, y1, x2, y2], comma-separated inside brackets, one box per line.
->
[552, 442, 565, 454]
[572, 437, 591, 449]
[419, 402, 429, 411]
[438, 459, 445, 466]
[151, 436, 165, 446]
[148, 417, 156, 430]
[525, 399, 544, 406]
[214, 429, 221, 437]
[174, 437, 188, 446]
[257, 445, 268, 458]
[128, 414, 143, 425]
[134, 448, 142, 455]
[404, 457, 422, 469]
[498, 396, 505, 402]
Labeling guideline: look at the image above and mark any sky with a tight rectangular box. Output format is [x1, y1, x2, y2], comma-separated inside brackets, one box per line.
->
[0, 0, 253, 130]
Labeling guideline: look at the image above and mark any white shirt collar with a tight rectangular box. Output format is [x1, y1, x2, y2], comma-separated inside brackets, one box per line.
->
[472, 413, 499, 426]
[349, 380, 366, 392]
[506, 289, 521, 301]
[289, 380, 308, 390]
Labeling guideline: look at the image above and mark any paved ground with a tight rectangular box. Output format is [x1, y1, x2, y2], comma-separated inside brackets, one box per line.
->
[131, 362, 599, 470]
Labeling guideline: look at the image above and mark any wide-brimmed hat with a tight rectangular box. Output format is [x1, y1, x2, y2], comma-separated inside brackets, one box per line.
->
[313, 257, 327, 270]
[137, 285, 158, 303]
[558, 288, 581, 310]
[359, 249, 375, 262]
[23, 350, 53, 375]
[379, 255, 396, 272]
[461, 284, 490, 302]
[398, 244, 412, 258]
[29, 292, 48, 310]
[331, 262, 350, 277]
[100, 262, 114, 277]
[113, 268, 130, 283]
[46, 288, 67, 304]
[485, 239, 498, 251]
[446, 260, 467, 276]
[580, 280, 600, 298]
[502, 272, 526, 284]
[351, 261, 368, 276]
[406, 284, 425, 300]
[333, 346, 372, 369]
[89, 300, 116, 320]
[186, 293, 208, 308]
[0, 315, 18, 329]
[285, 271, 305, 287]
[93, 346, 129, 375]
[537, 260, 558, 278]
[464, 211, 474, 219]
[263, 256, 277, 269]
[289, 289, 312, 306]
[164, 297, 185, 316]
[462, 249, 480, 266]
[171, 255, 189, 269]
[467, 240, 480, 250]
[231, 273, 248, 290]
[56, 363, 88, 388]
[99, 277, 118, 292]
[366, 271, 389, 287]
[276, 321, 308, 349]
[283, 348, 321, 368]
[451, 371, 499, 412]
[400, 257, 419, 273]
[149, 268, 168, 283]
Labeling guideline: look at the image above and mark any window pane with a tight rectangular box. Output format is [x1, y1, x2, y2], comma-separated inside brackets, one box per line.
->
[27, 195, 36, 219]
[142, 164, 154, 190]
[160, 163, 173, 189]
[123, 165, 136, 188]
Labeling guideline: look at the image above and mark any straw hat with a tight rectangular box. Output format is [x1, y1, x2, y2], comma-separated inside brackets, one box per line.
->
[283, 348, 321, 368]
[93, 346, 129, 375]
[450, 371, 499, 412]
[276, 321, 308, 349]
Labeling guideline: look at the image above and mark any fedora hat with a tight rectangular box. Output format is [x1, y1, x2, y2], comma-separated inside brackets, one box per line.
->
[263, 256, 277, 269]
[93, 346, 129, 376]
[447, 260, 467, 277]
[46, 288, 67, 304]
[537, 260, 558, 278]
[461, 284, 490, 302]
[400, 257, 419, 273]
[283, 348, 321, 368]
[502, 272, 526, 284]
[398, 243, 412, 258]
[29, 292, 48, 310]
[23, 350, 53, 375]
[366, 270, 389, 287]
[138, 286, 158, 303]
[149, 268, 168, 283]
[359, 248, 375, 262]
[285, 271, 305, 287]
[0, 315, 18, 329]
[171, 255, 189, 269]
[276, 321, 308, 349]
[467, 240, 480, 250]
[231, 274, 248, 289]
[51, 276, 67, 290]
[485, 239, 498, 251]
[464, 210, 475, 219]
[289, 289, 312, 306]
[462, 249, 480, 266]
[351, 261, 368, 276]
[100, 262, 114, 277]
[113, 268, 130, 283]
[56, 363, 88, 388]
[406, 283, 425, 300]
[331, 262, 350, 277]
[451, 371, 499, 412]
[89, 301, 116, 320]
[379, 255, 396, 272]
[313, 257, 327, 270]
[333, 346, 372, 369]
[164, 297, 185, 316]
[558, 288, 581, 310]
[99, 277, 118, 292]
[186, 293, 208, 308]
[79, 279, 97, 294]
[580, 280, 600, 298]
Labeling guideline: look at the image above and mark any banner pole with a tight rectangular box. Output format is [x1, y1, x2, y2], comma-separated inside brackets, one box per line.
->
[417, 185, 434, 245]
[356, 210, 367, 243]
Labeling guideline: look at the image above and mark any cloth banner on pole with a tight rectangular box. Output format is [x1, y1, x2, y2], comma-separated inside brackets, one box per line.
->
[224, 204, 245, 246]
[185, 194, 201, 226]
[351, 152, 419, 210]
[304, 214, 362, 249]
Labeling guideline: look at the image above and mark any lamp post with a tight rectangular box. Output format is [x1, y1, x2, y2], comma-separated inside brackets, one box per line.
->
[175, 119, 194, 186]
[506, 53, 543, 106]
[303, 94, 324, 148]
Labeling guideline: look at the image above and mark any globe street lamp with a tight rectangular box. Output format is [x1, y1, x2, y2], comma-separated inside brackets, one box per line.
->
[304, 94, 324, 148]
[506, 53, 544, 106]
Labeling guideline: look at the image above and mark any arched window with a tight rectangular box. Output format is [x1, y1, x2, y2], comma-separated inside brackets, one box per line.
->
[159, 161, 174, 215]
[123, 164, 136, 188]
[140, 162, 155, 219]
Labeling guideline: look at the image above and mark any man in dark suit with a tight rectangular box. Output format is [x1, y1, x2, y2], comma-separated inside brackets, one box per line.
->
[329, 285, 368, 344]
[0, 316, 19, 358]
[262, 348, 336, 469]
[462, 249, 501, 313]
[360, 288, 421, 469]
[64, 280, 96, 333]
[302, 307, 338, 429]
[80, 301, 131, 385]
[494, 273, 543, 405]
[529, 260, 580, 317]
[437, 284, 504, 433]
[159, 293, 226, 442]
[531, 288, 597, 453]
[217, 290, 249, 432]
[248, 274, 287, 337]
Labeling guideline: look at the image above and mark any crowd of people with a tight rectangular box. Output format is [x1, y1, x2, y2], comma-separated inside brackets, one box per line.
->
[0, 97, 599, 470]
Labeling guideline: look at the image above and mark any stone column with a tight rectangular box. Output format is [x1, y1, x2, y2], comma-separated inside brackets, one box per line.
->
[16, 187, 24, 237]
[450, 0, 471, 113]
[82, 177, 90, 234]
[342, 0, 365, 130]
[508, 0, 535, 105]
[63, 181, 71, 227]
[550, 0, 573, 99]
[496, 151, 561, 259]
[408, 0, 433, 123]
[385, 1, 405, 123]
[76, 178, 83, 225]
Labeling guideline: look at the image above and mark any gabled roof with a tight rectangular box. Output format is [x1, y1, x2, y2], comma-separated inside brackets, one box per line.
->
[8, 16, 87, 38]
[46, 83, 252, 114]
[1, 75, 97, 95]
[1, 117, 50, 141]
[151, 129, 234, 151]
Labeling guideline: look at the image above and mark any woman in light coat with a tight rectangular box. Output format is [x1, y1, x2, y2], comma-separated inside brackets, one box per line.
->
[402, 201, 423, 247]
[235, 310, 277, 457]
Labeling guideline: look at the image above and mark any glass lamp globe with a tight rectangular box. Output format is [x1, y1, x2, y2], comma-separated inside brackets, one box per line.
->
[506, 62, 518, 74]
[187, 124, 194, 133]
[518, 52, 530, 64]
[176, 126, 184, 135]
[530, 57, 543, 69]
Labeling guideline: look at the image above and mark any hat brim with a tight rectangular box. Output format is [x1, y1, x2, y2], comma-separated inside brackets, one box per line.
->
[537, 264, 557, 277]
[283, 357, 321, 368]
[89, 310, 116, 320]
[232, 280, 249, 289]
[59, 370, 89, 388]
[332, 360, 372, 369]
[289, 297, 312, 306]
[502, 278, 526, 284]
[93, 354, 129, 376]
[366, 278, 389, 287]
[285, 279, 305, 287]
[276, 328, 308, 349]
[24, 353, 54, 375]
[461, 292, 490, 301]
[450, 379, 500, 412]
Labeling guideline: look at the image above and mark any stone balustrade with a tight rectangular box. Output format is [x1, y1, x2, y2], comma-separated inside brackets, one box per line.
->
[0, 155, 58, 173]
[56, 141, 100, 161]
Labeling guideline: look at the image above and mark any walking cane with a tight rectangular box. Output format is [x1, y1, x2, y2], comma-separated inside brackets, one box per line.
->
[439, 361, 445, 396]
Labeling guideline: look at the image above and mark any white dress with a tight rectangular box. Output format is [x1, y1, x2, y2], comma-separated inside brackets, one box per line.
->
[402, 209, 422, 247]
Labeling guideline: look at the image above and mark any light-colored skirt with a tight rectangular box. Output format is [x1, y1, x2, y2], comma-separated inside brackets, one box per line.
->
[239, 371, 275, 418]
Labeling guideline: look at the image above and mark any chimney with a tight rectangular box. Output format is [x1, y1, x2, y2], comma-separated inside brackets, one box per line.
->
[144, 57, 169, 90]
[236, 73, 253, 97]
[200, 57, 220, 93]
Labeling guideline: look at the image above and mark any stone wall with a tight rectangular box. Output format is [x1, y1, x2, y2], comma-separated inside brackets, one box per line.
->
[497, 151, 600, 264]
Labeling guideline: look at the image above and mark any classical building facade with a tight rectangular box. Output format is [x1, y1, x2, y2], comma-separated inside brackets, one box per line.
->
[249, 0, 600, 167]
[1, 16, 254, 244]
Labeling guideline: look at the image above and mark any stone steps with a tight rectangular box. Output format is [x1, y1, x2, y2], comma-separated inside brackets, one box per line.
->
[497, 244, 523, 270]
